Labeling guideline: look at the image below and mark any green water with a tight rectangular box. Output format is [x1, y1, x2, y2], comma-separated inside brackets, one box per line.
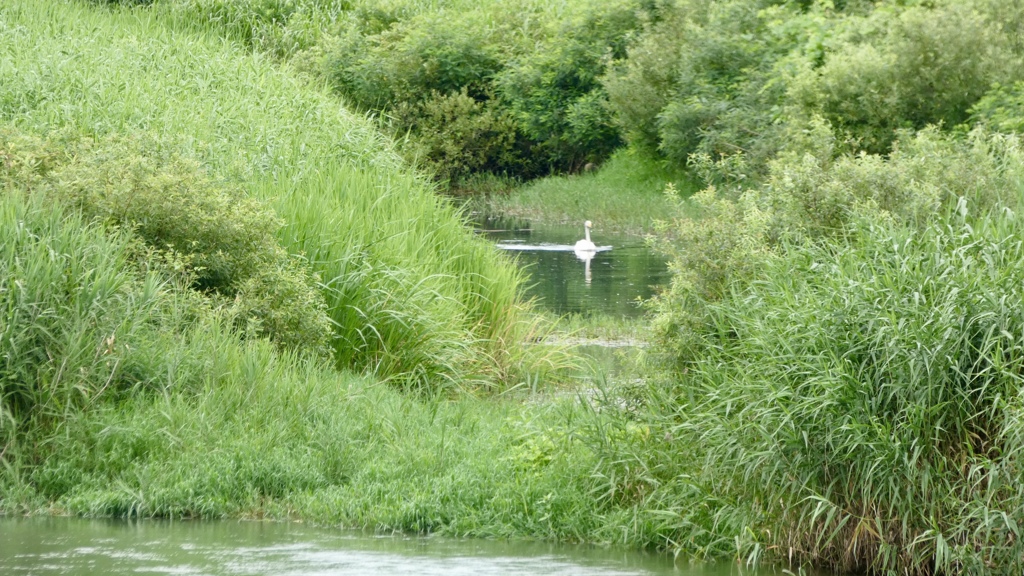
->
[474, 216, 669, 318]
[0, 517, 767, 575]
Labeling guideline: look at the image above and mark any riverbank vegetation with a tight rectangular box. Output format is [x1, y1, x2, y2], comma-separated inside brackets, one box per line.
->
[6, 1, 1024, 575]
[474, 148, 698, 234]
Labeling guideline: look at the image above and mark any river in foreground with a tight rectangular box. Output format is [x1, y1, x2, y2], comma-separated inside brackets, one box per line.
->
[0, 517, 779, 576]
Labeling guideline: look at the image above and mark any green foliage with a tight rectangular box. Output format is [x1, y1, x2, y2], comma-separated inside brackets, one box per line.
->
[789, 1, 1022, 154]
[482, 146, 697, 233]
[638, 123, 1024, 572]
[1, 0, 545, 387]
[1, 129, 333, 357]
[394, 88, 529, 183]
[325, 12, 502, 110]
[651, 127, 1024, 365]
[645, 211, 1024, 573]
[495, 0, 644, 171]
[317, 0, 648, 182]
[125, 0, 349, 57]
[605, 0, 1024, 183]
[0, 194, 186, 452]
[603, 0, 800, 179]
[972, 81, 1024, 134]
[4, 334, 611, 541]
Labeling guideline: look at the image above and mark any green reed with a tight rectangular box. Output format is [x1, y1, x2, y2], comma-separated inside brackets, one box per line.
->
[583, 202, 1024, 574]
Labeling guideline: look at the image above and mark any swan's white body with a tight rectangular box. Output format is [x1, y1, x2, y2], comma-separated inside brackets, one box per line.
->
[574, 220, 597, 252]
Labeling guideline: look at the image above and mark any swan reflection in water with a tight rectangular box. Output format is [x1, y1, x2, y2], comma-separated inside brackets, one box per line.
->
[574, 220, 598, 284]
[495, 220, 610, 285]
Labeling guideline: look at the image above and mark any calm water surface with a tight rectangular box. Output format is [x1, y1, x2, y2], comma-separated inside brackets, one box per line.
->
[0, 517, 768, 576]
[474, 216, 669, 317]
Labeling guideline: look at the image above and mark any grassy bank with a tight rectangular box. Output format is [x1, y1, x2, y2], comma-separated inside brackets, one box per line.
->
[0, 0, 661, 537]
[0, 0, 606, 539]
[0, 0, 550, 388]
[475, 148, 698, 234]
[0, 192, 613, 542]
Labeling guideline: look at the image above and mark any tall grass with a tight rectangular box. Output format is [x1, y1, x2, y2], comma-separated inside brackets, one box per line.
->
[16, 351, 608, 540]
[583, 204, 1024, 574]
[0, 196, 145, 441]
[258, 165, 540, 387]
[0, 0, 543, 387]
[0, 193, 604, 541]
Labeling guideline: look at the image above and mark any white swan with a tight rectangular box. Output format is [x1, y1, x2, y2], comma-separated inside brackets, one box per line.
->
[574, 220, 596, 252]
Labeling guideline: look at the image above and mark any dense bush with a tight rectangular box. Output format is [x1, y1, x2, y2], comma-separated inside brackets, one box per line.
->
[972, 81, 1024, 135]
[393, 89, 529, 182]
[319, 0, 650, 183]
[604, 0, 1024, 184]
[494, 0, 645, 172]
[325, 12, 502, 111]
[603, 0, 805, 180]
[788, 1, 1021, 154]
[651, 127, 1024, 365]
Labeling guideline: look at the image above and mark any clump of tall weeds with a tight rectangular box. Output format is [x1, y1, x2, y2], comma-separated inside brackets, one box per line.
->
[623, 127, 1024, 573]
[668, 211, 1024, 573]
[0, 192, 191, 460]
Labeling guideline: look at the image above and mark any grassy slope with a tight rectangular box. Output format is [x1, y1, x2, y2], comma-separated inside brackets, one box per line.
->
[0, 0, 540, 387]
[0, 192, 611, 542]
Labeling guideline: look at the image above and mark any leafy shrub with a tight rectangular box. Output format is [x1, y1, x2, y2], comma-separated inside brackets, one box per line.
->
[972, 81, 1024, 135]
[324, 12, 502, 111]
[495, 0, 645, 171]
[650, 126, 1024, 366]
[0, 130, 332, 357]
[163, 0, 350, 57]
[605, 0, 1024, 184]
[603, 0, 802, 179]
[393, 88, 530, 183]
[320, 0, 649, 182]
[789, 1, 1022, 154]
[600, 5, 683, 152]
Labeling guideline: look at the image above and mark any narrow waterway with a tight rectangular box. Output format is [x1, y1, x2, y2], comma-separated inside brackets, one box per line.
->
[473, 216, 670, 318]
[1, 517, 765, 575]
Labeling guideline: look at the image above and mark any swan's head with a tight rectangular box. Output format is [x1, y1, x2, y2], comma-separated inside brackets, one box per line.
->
[584, 220, 593, 229]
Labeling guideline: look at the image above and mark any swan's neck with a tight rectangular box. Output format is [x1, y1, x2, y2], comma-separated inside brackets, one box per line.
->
[585, 226, 591, 243]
